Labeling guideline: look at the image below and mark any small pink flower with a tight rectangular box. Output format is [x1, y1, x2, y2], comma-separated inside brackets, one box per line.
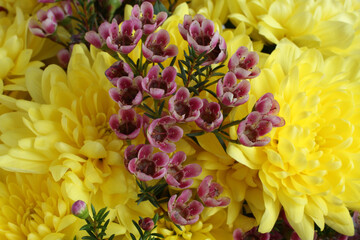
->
[253, 93, 280, 115]
[124, 144, 145, 170]
[168, 87, 203, 122]
[195, 99, 223, 132]
[128, 145, 169, 181]
[217, 72, 251, 107]
[197, 175, 230, 207]
[233, 228, 270, 240]
[109, 76, 143, 109]
[147, 116, 183, 153]
[141, 65, 177, 100]
[106, 19, 142, 54]
[228, 46, 260, 79]
[168, 189, 204, 225]
[105, 60, 134, 86]
[85, 21, 111, 48]
[165, 151, 202, 189]
[29, 9, 57, 37]
[202, 35, 227, 65]
[178, 14, 220, 57]
[142, 29, 178, 63]
[131, 1, 167, 35]
[57, 49, 70, 68]
[139, 217, 154, 231]
[109, 108, 142, 140]
[237, 111, 283, 147]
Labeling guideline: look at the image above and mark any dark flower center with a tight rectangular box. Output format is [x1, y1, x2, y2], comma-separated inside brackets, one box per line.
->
[195, 35, 211, 46]
[121, 87, 139, 105]
[106, 65, 128, 79]
[149, 44, 164, 56]
[200, 110, 217, 124]
[136, 159, 156, 176]
[149, 80, 168, 92]
[118, 122, 137, 135]
[151, 125, 167, 142]
[243, 126, 258, 142]
[174, 102, 190, 118]
[168, 166, 184, 183]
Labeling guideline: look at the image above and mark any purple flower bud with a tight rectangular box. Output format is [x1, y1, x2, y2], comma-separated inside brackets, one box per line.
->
[165, 151, 202, 189]
[254, 93, 280, 115]
[131, 2, 167, 35]
[139, 217, 154, 231]
[105, 61, 134, 86]
[71, 200, 89, 219]
[168, 189, 204, 225]
[109, 108, 142, 140]
[142, 29, 178, 63]
[168, 87, 203, 122]
[233, 227, 270, 240]
[29, 9, 57, 37]
[141, 65, 177, 100]
[237, 111, 274, 147]
[228, 46, 260, 79]
[106, 19, 142, 54]
[147, 116, 183, 153]
[128, 145, 169, 181]
[49, 6, 65, 21]
[85, 31, 103, 48]
[217, 72, 250, 107]
[57, 49, 70, 68]
[109, 76, 143, 109]
[195, 99, 223, 132]
[197, 175, 230, 207]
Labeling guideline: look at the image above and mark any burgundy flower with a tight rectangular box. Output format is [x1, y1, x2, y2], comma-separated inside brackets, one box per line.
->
[147, 116, 183, 153]
[228, 46, 260, 79]
[233, 227, 270, 240]
[131, 1, 167, 35]
[168, 189, 204, 225]
[85, 21, 111, 48]
[128, 145, 169, 181]
[139, 217, 154, 231]
[168, 87, 203, 122]
[142, 29, 178, 63]
[253, 93, 280, 115]
[109, 76, 143, 109]
[237, 111, 284, 147]
[195, 99, 223, 132]
[141, 65, 177, 100]
[197, 175, 230, 207]
[29, 9, 57, 37]
[165, 151, 202, 189]
[106, 19, 142, 54]
[105, 60, 134, 86]
[217, 72, 251, 107]
[109, 108, 142, 140]
[124, 144, 145, 170]
[178, 14, 221, 57]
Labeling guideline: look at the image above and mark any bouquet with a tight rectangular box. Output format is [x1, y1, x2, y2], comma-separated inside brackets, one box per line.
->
[0, 0, 359, 240]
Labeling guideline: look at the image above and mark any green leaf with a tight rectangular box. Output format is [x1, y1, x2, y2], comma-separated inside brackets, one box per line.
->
[130, 233, 137, 240]
[108, 235, 115, 240]
[154, 0, 170, 15]
[91, 204, 96, 218]
[132, 220, 144, 237]
[170, 56, 177, 66]
[151, 233, 165, 238]
[214, 132, 227, 152]
[80, 224, 92, 231]
[186, 131, 205, 137]
[157, 100, 165, 116]
[211, 72, 225, 77]
[158, 62, 164, 70]
[204, 89, 218, 99]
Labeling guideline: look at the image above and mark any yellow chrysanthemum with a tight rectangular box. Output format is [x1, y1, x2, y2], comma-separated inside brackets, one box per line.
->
[227, 0, 360, 56]
[0, 44, 156, 236]
[0, 0, 39, 15]
[227, 39, 360, 240]
[0, 172, 83, 240]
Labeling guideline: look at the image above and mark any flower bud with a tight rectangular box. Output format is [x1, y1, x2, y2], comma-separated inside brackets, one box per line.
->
[139, 217, 154, 231]
[71, 200, 89, 219]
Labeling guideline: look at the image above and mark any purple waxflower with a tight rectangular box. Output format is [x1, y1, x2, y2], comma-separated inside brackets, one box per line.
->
[109, 108, 142, 140]
[228, 46, 260, 79]
[109, 76, 143, 109]
[253, 93, 280, 115]
[233, 227, 270, 240]
[141, 65, 177, 100]
[29, 9, 57, 37]
[142, 29, 178, 63]
[168, 189, 204, 225]
[105, 60, 134, 86]
[168, 87, 203, 122]
[71, 200, 89, 219]
[85, 21, 111, 48]
[202, 35, 227, 65]
[139, 217, 154, 231]
[197, 175, 230, 207]
[106, 19, 142, 54]
[147, 116, 183, 153]
[178, 14, 220, 56]
[124, 144, 145, 170]
[195, 99, 223, 132]
[165, 151, 202, 189]
[216, 72, 251, 107]
[237, 111, 284, 147]
[131, 1, 167, 35]
[128, 145, 169, 181]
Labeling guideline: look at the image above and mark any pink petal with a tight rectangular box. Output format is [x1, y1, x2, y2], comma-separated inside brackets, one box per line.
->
[85, 31, 102, 48]
[170, 151, 186, 166]
[158, 141, 176, 153]
[167, 126, 183, 142]
[98, 21, 111, 40]
[138, 145, 153, 159]
[162, 66, 177, 83]
[143, 24, 157, 35]
[223, 72, 237, 87]
[197, 175, 212, 197]
[141, 1, 154, 20]
[131, 4, 140, 18]
[189, 21, 201, 38]
[152, 152, 169, 167]
[121, 20, 134, 36]
[155, 29, 170, 46]
[109, 19, 119, 39]
[147, 65, 160, 80]
[164, 45, 178, 57]
[155, 12, 167, 26]
[187, 200, 204, 215]
[183, 164, 202, 178]
[152, 55, 167, 63]
[142, 43, 154, 59]
[128, 159, 137, 173]
[176, 87, 190, 101]
[176, 189, 192, 205]
[149, 88, 165, 99]
[201, 19, 215, 36]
